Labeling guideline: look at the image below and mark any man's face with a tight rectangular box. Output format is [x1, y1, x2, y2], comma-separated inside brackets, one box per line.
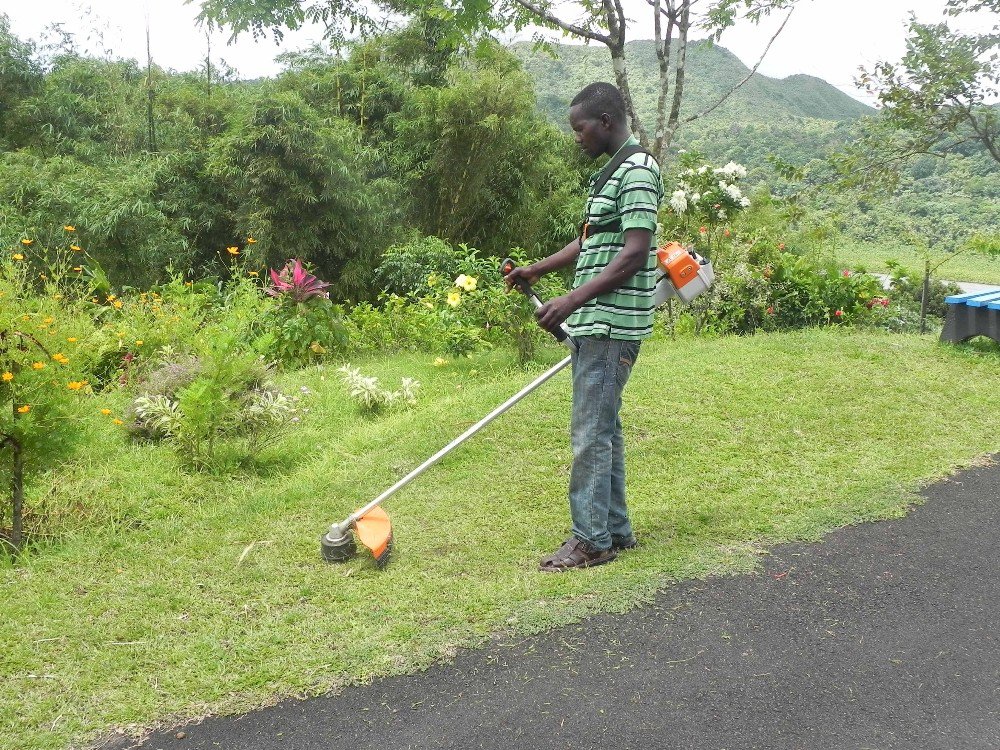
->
[569, 104, 609, 159]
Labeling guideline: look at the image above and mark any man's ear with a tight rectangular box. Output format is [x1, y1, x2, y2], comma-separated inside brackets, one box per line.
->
[600, 112, 613, 130]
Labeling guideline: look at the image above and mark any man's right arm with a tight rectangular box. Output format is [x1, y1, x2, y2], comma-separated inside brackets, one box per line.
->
[504, 238, 581, 288]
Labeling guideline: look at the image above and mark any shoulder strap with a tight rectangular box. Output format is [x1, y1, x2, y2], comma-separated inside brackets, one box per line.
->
[591, 145, 652, 197]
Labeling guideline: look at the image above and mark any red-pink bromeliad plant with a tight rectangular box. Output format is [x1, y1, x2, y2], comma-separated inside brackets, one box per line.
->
[267, 259, 331, 302]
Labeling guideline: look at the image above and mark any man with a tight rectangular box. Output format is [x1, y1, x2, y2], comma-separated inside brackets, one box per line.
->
[504, 82, 663, 572]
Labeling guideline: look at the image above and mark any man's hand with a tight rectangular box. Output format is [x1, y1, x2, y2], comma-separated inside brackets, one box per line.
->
[535, 294, 579, 333]
[503, 264, 541, 294]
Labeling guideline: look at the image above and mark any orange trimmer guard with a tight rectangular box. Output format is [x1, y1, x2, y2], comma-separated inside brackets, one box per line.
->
[353, 506, 393, 566]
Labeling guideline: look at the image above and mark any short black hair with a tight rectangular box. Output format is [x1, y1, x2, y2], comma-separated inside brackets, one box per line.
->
[570, 82, 626, 124]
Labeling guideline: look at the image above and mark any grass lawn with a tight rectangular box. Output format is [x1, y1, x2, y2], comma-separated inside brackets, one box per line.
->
[834, 241, 1000, 286]
[2, 329, 999, 750]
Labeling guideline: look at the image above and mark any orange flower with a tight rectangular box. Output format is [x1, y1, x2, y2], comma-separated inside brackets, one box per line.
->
[100, 408, 112, 415]
[64, 225, 76, 232]
[20, 238, 32, 246]
[66, 337, 77, 343]
[17, 405, 30, 414]
[226, 246, 240, 256]
[52, 353, 69, 365]
[112, 418, 124, 425]
[67, 381, 85, 391]
[12, 253, 24, 261]
[72, 266, 82, 272]
[699, 226, 707, 234]
[31, 362, 45, 370]
[247, 236, 257, 244]
[70, 244, 82, 252]
[113, 300, 123, 309]
[1, 372, 12, 382]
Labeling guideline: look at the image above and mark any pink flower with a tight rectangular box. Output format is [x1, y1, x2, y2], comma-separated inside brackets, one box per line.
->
[699, 226, 707, 234]
[766, 306, 774, 315]
[842, 269, 852, 277]
[834, 309, 843, 317]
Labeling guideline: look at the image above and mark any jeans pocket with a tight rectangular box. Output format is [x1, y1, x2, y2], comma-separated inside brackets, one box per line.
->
[616, 340, 640, 388]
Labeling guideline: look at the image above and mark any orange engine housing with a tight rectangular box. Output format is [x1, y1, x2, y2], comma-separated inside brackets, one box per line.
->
[657, 242, 700, 289]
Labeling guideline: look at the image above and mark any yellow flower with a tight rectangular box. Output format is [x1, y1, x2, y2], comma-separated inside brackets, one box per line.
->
[43, 316, 54, 324]
[64, 225, 76, 232]
[247, 271, 259, 277]
[433, 357, 447, 367]
[446, 291, 462, 307]
[247, 236, 257, 244]
[72, 266, 82, 273]
[226, 246, 240, 256]
[12, 253, 24, 261]
[184, 281, 192, 287]
[1, 372, 12, 382]
[53, 294, 63, 300]
[70, 244, 82, 252]
[21, 315, 30, 321]
[66, 337, 77, 343]
[20, 238, 32, 246]
[17, 405, 30, 414]
[113, 300, 123, 309]
[67, 381, 84, 391]
[106, 294, 117, 302]
[52, 353, 69, 365]
[31, 362, 45, 370]
[454, 274, 477, 291]
[112, 418, 123, 425]
[135, 340, 144, 346]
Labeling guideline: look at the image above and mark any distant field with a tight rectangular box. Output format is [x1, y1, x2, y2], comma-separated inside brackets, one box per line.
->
[835, 242, 1000, 286]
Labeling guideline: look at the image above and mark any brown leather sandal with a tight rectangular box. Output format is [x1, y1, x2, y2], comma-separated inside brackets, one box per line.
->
[539, 537, 617, 572]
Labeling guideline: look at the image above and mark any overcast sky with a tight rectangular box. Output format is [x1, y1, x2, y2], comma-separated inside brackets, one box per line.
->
[0, 0, 978, 103]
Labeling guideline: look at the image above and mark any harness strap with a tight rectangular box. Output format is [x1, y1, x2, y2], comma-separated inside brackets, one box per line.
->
[579, 145, 652, 248]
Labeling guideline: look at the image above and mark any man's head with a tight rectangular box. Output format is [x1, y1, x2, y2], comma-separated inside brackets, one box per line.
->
[569, 82, 629, 159]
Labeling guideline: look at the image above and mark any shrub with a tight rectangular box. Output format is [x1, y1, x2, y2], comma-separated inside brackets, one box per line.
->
[256, 259, 348, 369]
[337, 365, 419, 415]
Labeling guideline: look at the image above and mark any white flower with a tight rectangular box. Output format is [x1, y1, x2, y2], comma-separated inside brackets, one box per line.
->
[691, 192, 701, 203]
[698, 165, 710, 175]
[740, 197, 751, 208]
[669, 189, 688, 214]
[454, 274, 468, 289]
[717, 209, 727, 220]
[460, 275, 477, 292]
[715, 161, 748, 179]
[723, 184, 744, 202]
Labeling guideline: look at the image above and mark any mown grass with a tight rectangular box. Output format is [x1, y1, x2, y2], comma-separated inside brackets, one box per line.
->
[2, 329, 999, 750]
[834, 240, 1000, 285]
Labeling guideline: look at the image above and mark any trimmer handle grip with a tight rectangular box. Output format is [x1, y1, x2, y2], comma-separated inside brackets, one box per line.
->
[500, 258, 571, 345]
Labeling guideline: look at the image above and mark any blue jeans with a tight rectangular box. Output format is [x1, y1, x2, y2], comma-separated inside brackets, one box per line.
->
[568, 335, 641, 550]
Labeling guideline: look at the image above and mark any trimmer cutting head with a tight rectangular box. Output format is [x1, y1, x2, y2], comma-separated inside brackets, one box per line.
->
[320, 507, 393, 568]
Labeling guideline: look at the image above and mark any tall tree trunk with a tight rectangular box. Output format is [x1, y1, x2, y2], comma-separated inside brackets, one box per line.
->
[663, 1, 691, 155]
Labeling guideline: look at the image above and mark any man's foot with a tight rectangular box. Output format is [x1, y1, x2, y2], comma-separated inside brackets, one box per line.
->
[539, 537, 617, 572]
[612, 535, 638, 551]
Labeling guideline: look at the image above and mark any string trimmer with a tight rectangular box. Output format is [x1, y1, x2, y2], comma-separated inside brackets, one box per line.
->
[320, 258, 575, 567]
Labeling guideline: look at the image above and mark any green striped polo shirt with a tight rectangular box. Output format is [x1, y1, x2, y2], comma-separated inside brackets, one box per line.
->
[567, 136, 664, 340]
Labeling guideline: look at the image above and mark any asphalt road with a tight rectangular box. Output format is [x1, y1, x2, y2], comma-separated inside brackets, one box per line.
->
[135, 458, 1000, 750]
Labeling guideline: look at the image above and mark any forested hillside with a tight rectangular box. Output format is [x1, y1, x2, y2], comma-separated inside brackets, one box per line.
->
[514, 39, 998, 247]
[512, 39, 873, 129]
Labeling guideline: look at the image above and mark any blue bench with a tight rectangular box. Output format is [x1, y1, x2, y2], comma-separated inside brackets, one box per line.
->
[941, 289, 1000, 344]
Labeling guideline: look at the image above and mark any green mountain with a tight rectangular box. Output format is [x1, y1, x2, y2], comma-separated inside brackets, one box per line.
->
[511, 39, 874, 133]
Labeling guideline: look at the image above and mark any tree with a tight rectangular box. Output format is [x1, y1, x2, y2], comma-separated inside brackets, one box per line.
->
[194, 0, 801, 162]
[857, 0, 1000, 172]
